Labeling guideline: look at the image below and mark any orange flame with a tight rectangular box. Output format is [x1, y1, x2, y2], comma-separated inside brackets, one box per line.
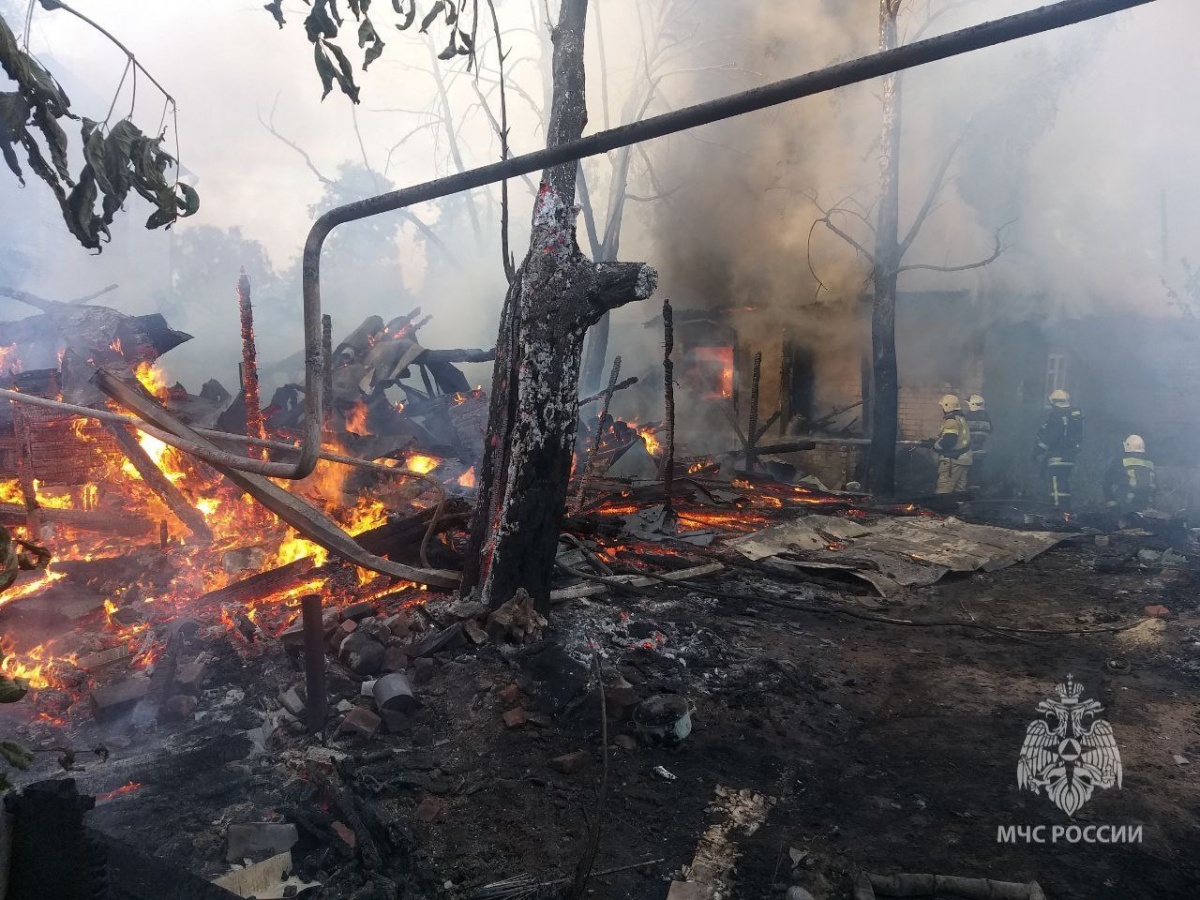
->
[457, 467, 476, 488]
[134, 361, 170, 400]
[638, 426, 662, 457]
[345, 400, 371, 437]
[691, 347, 734, 399]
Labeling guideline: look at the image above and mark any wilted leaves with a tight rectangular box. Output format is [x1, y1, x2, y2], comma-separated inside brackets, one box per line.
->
[0, 12, 198, 250]
[272, 0, 475, 102]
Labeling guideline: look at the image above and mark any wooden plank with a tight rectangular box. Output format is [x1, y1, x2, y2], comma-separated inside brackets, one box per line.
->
[8, 401, 41, 539]
[103, 423, 213, 543]
[0, 503, 152, 536]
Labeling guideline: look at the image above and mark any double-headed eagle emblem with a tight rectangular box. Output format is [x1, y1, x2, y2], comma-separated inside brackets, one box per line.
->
[1017, 675, 1122, 817]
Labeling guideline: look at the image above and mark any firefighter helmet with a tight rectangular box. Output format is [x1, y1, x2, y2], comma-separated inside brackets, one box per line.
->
[939, 394, 962, 413]
[1123, 434, 1146, 454]
[1049, 389, 1071, 408]
[967, 394, 985, 412]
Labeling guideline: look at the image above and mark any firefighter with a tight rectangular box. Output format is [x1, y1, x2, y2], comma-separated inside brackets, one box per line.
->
[1031, 389, 1083, 513]
[0, 524, 50, 594]
[932, 394, 973, 493]
[1104, 434, 1156, 519]
[965, 394, 992, 491]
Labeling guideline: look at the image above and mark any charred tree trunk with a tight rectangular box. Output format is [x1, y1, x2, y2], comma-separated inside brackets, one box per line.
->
[464, 0, 657, 614]
[867, 0, 904, 498]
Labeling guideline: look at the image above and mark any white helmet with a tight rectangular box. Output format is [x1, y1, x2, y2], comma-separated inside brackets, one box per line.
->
[967, 394, 985, 412]
[1049, 389, 1070, 408]
[1123, 434, 1146, 454]
[939, 394, 962, 413]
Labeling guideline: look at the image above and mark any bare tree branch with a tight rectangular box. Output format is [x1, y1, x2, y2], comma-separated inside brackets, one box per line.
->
[898, 132, 964, 257]
[805, 189, 877, 262]
[259, 96, 459, 270]
[818, 216, 877, 263]
[425, 33, 485, 246]
[382, 120, 441, 177]
[485, 0, 516, 283]
[258, 95, 333, 185]
[898, 220, 1014, 274]
[576, 167, 603, 259]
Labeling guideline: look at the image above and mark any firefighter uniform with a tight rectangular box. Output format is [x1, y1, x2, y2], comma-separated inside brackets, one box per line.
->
[934, 397, 973, 494]
[965, 395, 992, 491]
[1032, 391, 1083, 512]
[1104, 437, 1156, 514]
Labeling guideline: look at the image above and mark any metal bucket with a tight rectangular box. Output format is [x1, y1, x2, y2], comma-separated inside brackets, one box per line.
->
[631, 695, 695, 746]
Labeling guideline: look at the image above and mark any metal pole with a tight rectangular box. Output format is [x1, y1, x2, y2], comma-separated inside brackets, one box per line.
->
[301, 593, 328, 733]
[661, 301, 676, 514]
[321, 314, 333, 427]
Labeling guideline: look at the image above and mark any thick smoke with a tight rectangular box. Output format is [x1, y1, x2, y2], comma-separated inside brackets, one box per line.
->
[631, 0, 1197, 353]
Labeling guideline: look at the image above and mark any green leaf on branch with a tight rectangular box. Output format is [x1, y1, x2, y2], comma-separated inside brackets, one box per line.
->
[263, 0, 286, 27]
[420, 1, 445, 33]
[179, 182, 200, 217]
[322, 41, 361, 102]
[304, 1, 340, 42]
[393, 0, 416, 30]
[358, 16, 385, 69]
[314, 42, 337, 99]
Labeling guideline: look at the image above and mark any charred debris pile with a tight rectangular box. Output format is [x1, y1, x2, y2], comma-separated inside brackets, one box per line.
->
[0, 286, 1184, 898]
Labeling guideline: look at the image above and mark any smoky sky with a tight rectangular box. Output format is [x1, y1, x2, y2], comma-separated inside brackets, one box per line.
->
[1, 0, 1196, 390]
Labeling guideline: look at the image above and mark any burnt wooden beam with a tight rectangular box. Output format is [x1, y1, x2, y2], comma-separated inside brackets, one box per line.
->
[661, 300, 676, 514]
[579, 376, 638, 406]
[576, 356, 622, 510]
[748, 351, 763, 455]
[8, 401, 41, 540]
[196, 557, 318, 608]
[0, 502, 151, 536]
[237, 272, 267, 449]
[103, 423, 213, 543]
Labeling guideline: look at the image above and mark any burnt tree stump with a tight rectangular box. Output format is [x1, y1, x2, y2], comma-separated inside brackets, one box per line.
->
[463, 0, 657, 615]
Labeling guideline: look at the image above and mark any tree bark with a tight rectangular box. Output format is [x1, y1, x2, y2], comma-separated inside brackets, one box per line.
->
[867, 1, 904, 498]
[463, 0, 657, 614]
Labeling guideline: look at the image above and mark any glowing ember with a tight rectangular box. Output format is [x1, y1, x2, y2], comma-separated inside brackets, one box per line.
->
[457, 467, 477, 488]
[96, 781, 141, 803]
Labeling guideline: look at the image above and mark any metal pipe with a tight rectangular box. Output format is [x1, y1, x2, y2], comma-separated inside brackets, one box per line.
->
[0, 387, 443, 487]
[661, 300, 675, 513]
[301, 593, 328, 733]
